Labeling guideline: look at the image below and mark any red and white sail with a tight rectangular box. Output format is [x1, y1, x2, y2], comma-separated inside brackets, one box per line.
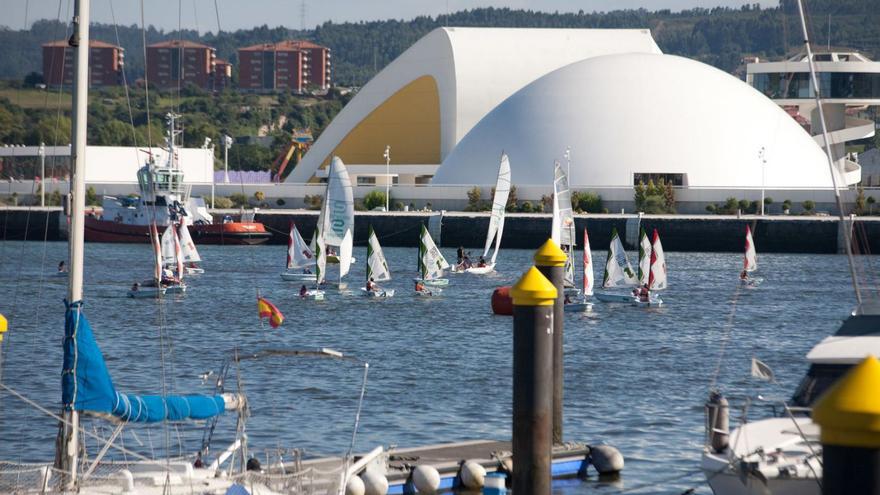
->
[172, 224, 184, 280]
[150, 223, 162, 281]
[287, 222, 314, 269]
[649, 228, 667, 290]
[744, 225, 758, 272]
[583, 227, 594, 296]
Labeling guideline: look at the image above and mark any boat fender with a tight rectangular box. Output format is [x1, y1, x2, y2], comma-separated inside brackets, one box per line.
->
[705, 391, 730, 453]
[345, 474, 366, 495]
[360, 468, 389, 495]
[491, 286, 513, 315]
[412, 464, 441, 493]
[459, 460, 486, 489]
[482, 472, 507, 495]
[115, 469, 134, 493]
[589, 445, 624, 475]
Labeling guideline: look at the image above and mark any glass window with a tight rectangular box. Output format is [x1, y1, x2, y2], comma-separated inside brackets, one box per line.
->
[357, 177, 376, 186]
[633, 173, 684, 186]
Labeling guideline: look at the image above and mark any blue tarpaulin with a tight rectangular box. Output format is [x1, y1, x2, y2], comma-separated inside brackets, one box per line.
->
[62, 301, 226, 423]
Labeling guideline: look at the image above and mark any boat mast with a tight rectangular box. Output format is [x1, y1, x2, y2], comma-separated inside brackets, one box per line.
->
[795, 0, 863, 306]
[59, 0, 90, 486]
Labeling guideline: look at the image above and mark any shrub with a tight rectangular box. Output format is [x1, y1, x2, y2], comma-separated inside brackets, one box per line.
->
[868, 196, 876, 215]
[213, 197, 233, 208]
[254, 191, 265, 202]
[663, 181, 676, 212]
[738, 199, 751, 212]
[363, 189, 387, 210]
[782, 199, 792, 212]
[633, 181, 647, 210]
[48, 190, 62, 206]
[505, 185, 518, 212]
[229, 193, 248, 208]
[764, 197, 773, 206]
[520, 201, 534, 213]
[86, 186, 99, 206]
[408, 202, 416, 211]
[571, 191, 603, 213]
[465, 186, 482, 211]
[642, 195, 668, 214]
[394, 201, 405, 211]
[541, 194, 553, 212]
[706, 204, 717, 213]
[802, 200, 816, 214]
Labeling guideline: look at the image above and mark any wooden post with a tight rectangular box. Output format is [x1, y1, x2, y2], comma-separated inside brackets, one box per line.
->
[510, 266, 557, 495]
[533, 239, 567, 445]
[814, 355, 880, 495]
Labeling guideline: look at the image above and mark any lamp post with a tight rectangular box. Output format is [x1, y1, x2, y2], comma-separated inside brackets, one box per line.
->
[564, 146, 571, 183]
[203, 137, 214, 208]
[223, 134, 232, 184]
[759, 147, 767, 216]
[383, 145, 391, 212]
[38, 142, 46, 207]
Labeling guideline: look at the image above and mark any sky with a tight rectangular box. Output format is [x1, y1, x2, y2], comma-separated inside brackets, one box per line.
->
[3, 0, 768, 33]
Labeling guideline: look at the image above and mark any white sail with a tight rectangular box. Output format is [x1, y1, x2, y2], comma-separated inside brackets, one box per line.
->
[583, 227, 594, 296]
[649, 229, 668, 290]
[638, 228, 651, 287]
[420, 225, 449, 280]
[315, 226, 327, 286]
[160, 224, 176, 265]
[366, 228, 392, 282]
[172, 225, 184, 280]
[177, 219, 201, 264]
[482, 153, 512, 260]
[602, 228, 638, 288]
[287, 223, 314, 269]
[323, 156, 355, 247]
[339, 228, 353, 280]
[551, 161, 576, 247]
[744, 225, 758, 272]
[151, 223, 163, 282]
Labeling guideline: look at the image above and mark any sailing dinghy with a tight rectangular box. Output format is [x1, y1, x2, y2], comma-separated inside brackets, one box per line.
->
[564, 227, 593, 313]
[594, 227, 639, 303]
[159, 222, 187, 294]
[128, 223, 168, 298]
[551, 160, 579, 297]
[362, 226, 395, 298]
[303, 225, 327, 300]
[741, 225, 762, 287]
[632, 228, 665, 307]
[415, 224, 450, 289]
[178, 217, 204, 274]
[319, 156, 357, 267]
[455, 153, 511, 274]
[281, 222, 317, 281]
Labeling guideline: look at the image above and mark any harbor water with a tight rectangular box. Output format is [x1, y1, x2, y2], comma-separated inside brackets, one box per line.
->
[0, 240, 863, 494]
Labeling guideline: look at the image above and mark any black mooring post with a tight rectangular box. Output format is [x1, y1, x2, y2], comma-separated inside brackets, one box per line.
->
[534, 239, 567, 445]
[814, 356, 880, 495]
[510, 266, 557, 495]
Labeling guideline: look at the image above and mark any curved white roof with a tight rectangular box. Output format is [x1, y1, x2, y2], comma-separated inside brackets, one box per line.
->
[287, 27, 660, 182]
[433, 53, 840, 189]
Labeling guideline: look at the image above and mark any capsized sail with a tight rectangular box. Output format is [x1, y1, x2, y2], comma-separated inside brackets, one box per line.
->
[602, 227, 638, 288]
[649, 228, 667, 290]
[583, 227, 594, 296]
[638, 228, 651, 287]
[324, 156, 355, 247]
[366, 226, 391, 282]
[420, 224, 449, 280]
[744, 225, 757, 272]
[178, 218, 201, 264]
[287, 222, 314, 269]
[482, 153, 512, 260]
[62, 301, 230, 422]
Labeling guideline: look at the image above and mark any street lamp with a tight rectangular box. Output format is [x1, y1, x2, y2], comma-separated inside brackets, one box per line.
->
[758, 147, 767, 216]
[223, 134, 233, 184]
[564, 146, 571, 183]
[383, 145, 391, 212]
[38, 142, 46, 207]
[203, 137, 214, 208]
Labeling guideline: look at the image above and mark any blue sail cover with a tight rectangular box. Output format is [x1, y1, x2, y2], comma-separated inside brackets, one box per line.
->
[62, 301, 226, 422]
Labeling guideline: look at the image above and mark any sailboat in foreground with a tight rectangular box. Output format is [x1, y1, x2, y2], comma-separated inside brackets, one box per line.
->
[414, 224, 449, 296]
[453, 152, 511, 274]
[281, 222, 317, 281]
[361, 226, 395, 298]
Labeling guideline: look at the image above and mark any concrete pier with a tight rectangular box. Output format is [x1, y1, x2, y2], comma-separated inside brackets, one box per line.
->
[2, 207, 879, 253]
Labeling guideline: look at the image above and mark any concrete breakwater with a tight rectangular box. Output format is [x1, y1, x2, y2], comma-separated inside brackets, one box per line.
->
[2, 207, 878, 254]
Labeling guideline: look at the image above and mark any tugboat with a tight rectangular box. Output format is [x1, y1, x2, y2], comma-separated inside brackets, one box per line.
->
[84, 113, 271, 245]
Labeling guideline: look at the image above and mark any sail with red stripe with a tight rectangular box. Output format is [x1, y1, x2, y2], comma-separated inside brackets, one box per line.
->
[744, 225, 757, 272]
[649, 228, 667, 290]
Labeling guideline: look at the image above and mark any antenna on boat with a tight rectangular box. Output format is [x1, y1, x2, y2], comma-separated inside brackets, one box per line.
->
[795, 0, 863, 307]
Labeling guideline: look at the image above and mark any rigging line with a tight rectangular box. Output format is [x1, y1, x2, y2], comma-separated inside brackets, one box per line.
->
[213, 0, 222, 33]
[708, 282, 745, 392]
[107, 0, 141, 150]
[140, 0, 153, 149]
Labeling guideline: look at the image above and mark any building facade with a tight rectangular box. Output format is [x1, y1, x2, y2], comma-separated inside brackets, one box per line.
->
[42, 40, 124, 87]
[238, 40, 330, 93]
[213, 59, 233, 91]
[146, 40, 216, 90]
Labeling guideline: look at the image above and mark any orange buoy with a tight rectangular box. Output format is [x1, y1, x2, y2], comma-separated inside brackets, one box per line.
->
[491, 286, 513, 315]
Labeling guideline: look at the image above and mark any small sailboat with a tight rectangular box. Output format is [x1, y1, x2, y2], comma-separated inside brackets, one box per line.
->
[128, 223, 168, 298]
[178, 217, 204, 274]
[319, 156, 356, 269]
[454, 153, 511, 274]
[362, 226, 395, 298]
[741, 225, 762, 287]
[632, 228, 665, 307]
[281, 222, 317, 281]
[594, 227, 639, 303]
[564, 227, 593, 313]
[302, 225, 327, 300]
[551, 160, 579, 297]
[415, 224, 450, 292]
[159, 222, 187, 294]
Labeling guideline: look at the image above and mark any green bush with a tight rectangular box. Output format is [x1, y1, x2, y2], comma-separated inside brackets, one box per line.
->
[363, 189, 388, 210]
[782, 199, 792, 212]
[802, 200, 816, 214]
[571, 190, 603, 213]
[465, 186, 482, 212]
[254, 191, 265, 202]
[642, 195, 668, 214]
[706, 204, 717, 213]
[738, 199, 751, 212]
[394, 201, 404, 211]
[519, 201, 534, 213]
[48, 190, 62, 206]
[86, 186, 99, 206]
[213, 197, 233, 208]
[229, 193, 248, 208]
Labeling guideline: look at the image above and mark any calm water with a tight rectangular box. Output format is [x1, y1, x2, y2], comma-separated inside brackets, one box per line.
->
[0, 239, 864, 494]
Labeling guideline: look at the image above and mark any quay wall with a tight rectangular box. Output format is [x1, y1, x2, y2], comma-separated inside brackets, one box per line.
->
[1, 208, 878, 254]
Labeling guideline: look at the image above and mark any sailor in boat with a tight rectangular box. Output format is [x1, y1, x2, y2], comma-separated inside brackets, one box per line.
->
[564, 293, 572, 305]
[740, 269, 750, 282]
[414, 280, 431, 296]
[478, 256, 487, 268]
[160, 268, 180, 287]
[366, 277, 378, 293]
[457, 246, 464, 265]
[58, 260, 68, 273]
[638, 284, 650, 302]
[303, 267, 312, 274]
[299, 285, 308, 298]
[131, 282, 139, 292]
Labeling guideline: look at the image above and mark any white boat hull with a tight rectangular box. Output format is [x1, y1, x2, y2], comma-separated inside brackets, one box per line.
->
[741, 277, 764, 288]
[594, 291, 636, 303]
[465, 263, 495, 275]
[184, 267, 204, 275]
[163, 283, 187, 294]
[303, 289, 325, 300]
[361, 288, 395, 298]
[281, 271, 317, 282]
[632, 296, 663, 307]
[413, 277, 449, 287]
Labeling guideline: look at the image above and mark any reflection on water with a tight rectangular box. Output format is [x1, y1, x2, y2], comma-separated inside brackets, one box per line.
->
[0, 240, 863, 494]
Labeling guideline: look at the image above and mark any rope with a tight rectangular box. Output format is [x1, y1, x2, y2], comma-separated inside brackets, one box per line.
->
[708, 279, 746, 391]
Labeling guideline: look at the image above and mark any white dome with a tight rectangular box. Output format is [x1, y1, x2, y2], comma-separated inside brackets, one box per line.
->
[433, 53, 835, 189]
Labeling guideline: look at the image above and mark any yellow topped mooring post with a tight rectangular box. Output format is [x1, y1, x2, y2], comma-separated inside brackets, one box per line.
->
[813, 355, 880, 494]
[510, 266, 557, 495]
[533, 239, 567, 445]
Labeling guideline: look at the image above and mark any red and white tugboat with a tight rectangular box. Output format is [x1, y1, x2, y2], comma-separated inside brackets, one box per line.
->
[84, 113, 271, 245]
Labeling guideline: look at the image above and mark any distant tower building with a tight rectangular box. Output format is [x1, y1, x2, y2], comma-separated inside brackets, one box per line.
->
[42, 40, 124, 87]
[146, 40, 217, 90]
[237, 40, 330, 93]
[747, 52, 880, 185]
[213, 59, 233, 92]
